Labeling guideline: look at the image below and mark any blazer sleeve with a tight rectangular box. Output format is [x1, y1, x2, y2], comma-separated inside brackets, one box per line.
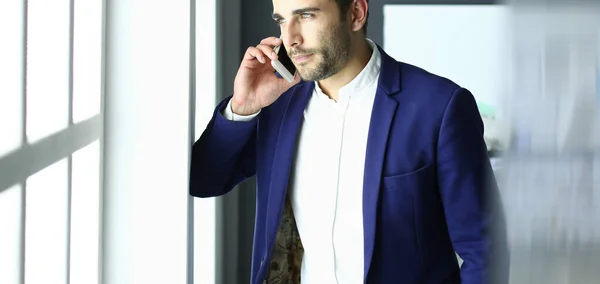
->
[436, 88, 510, 284]
[189, 96, 258, 197]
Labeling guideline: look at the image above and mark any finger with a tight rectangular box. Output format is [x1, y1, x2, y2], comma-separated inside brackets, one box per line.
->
[277, 72, 301, 91]
[292, 72, 301, 84]
[260, 37, 282, 47]
[288, 72, 301, 85]
[244, 46, 267, 64]
[255, 44, 278, 61]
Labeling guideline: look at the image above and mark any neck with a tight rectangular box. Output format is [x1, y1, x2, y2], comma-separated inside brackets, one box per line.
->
[318, 38, 372, 101]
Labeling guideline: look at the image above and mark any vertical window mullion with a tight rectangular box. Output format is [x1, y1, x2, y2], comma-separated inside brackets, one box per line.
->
[66, 0, 75, 282]
[98, 1, 107, 283]
[19, 182, 25, 284]
[187, 0, 196, 283]
[68, 0, 74, 127]
[20, 0, 28, 282]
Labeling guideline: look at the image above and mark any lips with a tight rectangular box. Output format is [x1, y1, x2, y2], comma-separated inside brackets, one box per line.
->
[292, 53, 313, 63]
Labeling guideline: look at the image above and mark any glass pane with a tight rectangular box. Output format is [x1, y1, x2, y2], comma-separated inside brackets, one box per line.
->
[194, 0, 217, 283]
[26, 0, 70, 142]
[194, 0, 216, 141]
[70, 140, 100, 284]
[0, 185, 23, 284]
[194, 198, 216, 284]
[0, 1, 24, 157]
[72, 0, 102, 124]
[25, 159, 69, 284]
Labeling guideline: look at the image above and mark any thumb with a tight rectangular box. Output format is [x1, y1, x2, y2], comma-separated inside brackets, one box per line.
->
[278, 72, 301, 92]
[291, 72, 301, 84]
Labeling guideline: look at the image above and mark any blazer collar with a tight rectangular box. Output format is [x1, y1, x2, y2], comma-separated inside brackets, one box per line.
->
[375, 44, 402, 95]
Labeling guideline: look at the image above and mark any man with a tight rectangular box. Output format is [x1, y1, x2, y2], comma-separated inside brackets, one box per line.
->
[190, 0, 509, 283]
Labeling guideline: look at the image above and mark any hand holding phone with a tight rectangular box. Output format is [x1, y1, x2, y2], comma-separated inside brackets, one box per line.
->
[231, 37, 300, 116]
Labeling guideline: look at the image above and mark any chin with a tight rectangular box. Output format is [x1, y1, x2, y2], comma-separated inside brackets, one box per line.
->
[297, 72, 310, 82]
[296, 69, 309, 80]
[296, 67, 317, 80]
[296, 70, 313, 81]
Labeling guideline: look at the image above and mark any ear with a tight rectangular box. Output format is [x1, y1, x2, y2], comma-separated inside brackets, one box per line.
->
[350, 0, 368, 32]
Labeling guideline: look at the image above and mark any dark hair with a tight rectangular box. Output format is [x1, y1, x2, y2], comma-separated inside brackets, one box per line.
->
[335, 0, 369, 34]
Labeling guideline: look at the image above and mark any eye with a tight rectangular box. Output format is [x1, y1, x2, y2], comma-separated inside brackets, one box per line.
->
[274, 18, 286, 25]
[300, 13, 313, 19]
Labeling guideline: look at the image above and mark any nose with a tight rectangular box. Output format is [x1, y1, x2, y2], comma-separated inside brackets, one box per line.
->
[281, 21, 302, 51]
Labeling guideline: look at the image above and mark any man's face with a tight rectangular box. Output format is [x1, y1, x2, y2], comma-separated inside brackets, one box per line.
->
[272, 0, 353, 81]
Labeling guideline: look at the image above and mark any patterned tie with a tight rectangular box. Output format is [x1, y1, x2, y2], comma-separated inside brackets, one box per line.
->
[265, 195, 304, 284]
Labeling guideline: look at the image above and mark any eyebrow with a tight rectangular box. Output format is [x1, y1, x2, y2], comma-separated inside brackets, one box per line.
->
[272, 7, 321, 21]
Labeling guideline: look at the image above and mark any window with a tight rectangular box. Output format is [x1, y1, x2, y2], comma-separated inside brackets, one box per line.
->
[73, 0, 103, 124]
[195, 0, 217, 282]
[0, 1, 24, 158]
[70, 140, 101, 284]
[0, 0, 105, 283]
[2, 0, 218, 282]
[25, 159, 69, 284]
[26, 0, 71, 143]
[0, 185, 22, 284]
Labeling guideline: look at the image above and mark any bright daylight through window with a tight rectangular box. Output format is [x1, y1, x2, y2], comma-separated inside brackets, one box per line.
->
[0, 0, 104, 283]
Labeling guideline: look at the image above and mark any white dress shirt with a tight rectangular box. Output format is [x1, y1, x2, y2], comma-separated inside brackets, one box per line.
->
[224, 39, 381, 284]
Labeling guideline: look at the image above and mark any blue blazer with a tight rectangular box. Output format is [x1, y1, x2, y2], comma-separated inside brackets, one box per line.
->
[190, 46, 509, 284]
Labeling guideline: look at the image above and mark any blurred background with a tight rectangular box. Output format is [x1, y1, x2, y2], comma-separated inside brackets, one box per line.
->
[0, 0, 598, 283]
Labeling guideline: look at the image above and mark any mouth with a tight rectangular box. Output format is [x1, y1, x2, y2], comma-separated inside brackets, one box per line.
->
[292, 53, 313, 63]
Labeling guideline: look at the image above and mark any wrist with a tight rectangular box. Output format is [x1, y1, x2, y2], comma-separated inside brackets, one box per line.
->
[231, 97, 259, 116]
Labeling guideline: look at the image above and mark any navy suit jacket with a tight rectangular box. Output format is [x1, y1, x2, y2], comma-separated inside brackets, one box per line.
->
[190, 45, 509, 284]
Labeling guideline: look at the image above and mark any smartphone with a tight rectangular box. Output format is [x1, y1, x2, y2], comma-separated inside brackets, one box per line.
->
[271, 43, 297, 83]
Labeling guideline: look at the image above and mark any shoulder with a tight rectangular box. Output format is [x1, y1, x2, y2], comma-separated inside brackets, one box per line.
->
[397, 61, 463, 103]
[389, 59, 473, 120]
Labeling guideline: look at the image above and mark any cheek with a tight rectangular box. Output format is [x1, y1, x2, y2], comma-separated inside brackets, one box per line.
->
[301, 20, 329, 42]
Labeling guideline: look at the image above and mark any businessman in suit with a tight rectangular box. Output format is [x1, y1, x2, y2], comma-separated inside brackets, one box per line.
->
[190, 0, 509, 283]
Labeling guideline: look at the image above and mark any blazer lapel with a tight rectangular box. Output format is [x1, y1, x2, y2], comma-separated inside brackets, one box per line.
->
[363, 46, 402, 281]
[266, 82, 314, 244]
